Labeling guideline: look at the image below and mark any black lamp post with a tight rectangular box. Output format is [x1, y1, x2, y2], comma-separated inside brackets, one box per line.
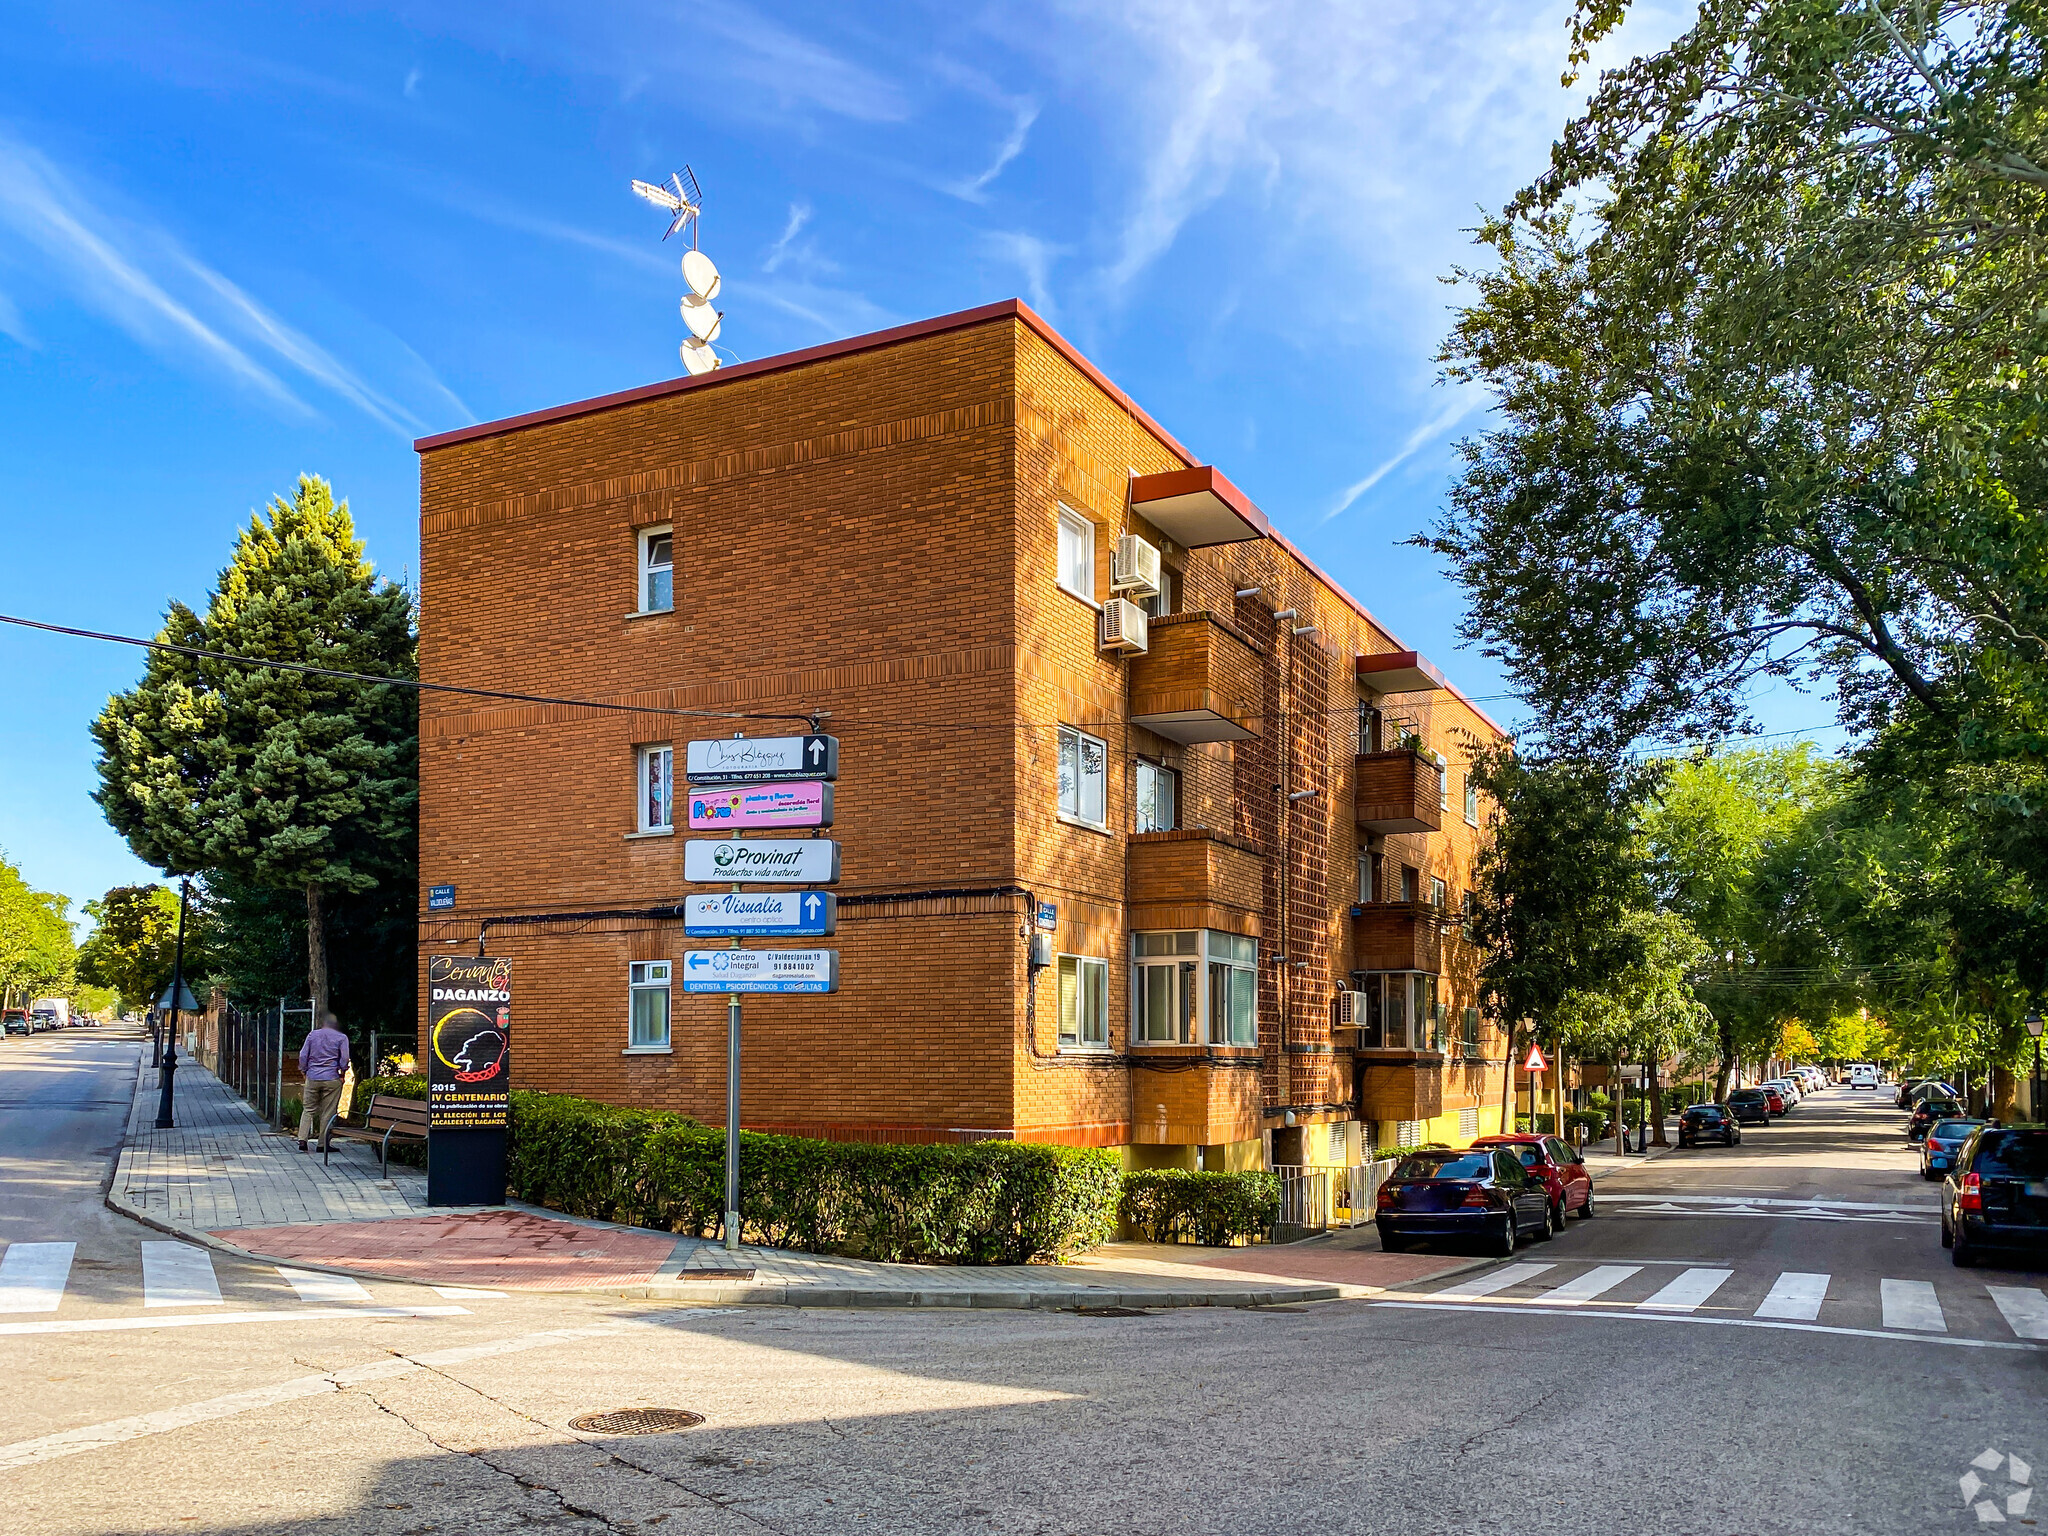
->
[154, 878, 192, 1131]
[2027, 1011, 2044, 1125]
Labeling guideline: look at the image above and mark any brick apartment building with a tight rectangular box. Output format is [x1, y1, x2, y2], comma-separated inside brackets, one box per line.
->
[413, 299, 1511, 1175]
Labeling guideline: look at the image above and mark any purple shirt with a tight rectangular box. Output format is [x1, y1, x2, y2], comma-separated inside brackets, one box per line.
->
[298, 1026, 351, 1082]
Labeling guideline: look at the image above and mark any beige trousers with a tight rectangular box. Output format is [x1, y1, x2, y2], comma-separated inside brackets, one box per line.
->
[299, 1077, 346, 1149]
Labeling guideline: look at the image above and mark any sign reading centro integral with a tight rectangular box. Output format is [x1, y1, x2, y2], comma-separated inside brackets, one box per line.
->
[684, 838, 841, 884]
[683, 948, 839, 993]
[687, 780, 832, 831]
[426, 954, 510, 1207]
[686, 735, 839, 785]
[685, 890, 836, 937]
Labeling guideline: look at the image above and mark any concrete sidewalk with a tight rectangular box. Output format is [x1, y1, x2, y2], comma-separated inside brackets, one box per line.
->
[110, 1057, 1475, 1309]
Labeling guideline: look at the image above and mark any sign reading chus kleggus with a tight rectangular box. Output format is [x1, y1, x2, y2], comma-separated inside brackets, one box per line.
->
[685, 734, 838, 785]
[684, 890, 836, 937]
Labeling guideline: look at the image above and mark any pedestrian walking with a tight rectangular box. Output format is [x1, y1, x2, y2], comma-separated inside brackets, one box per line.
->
[297, 1011, 352, 1153]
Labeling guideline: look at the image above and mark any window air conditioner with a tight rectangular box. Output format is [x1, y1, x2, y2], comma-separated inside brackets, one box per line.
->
[1111, 534, 1162, 597]
[1099, 597, 1150, 654]
[1335, 990, 1370, 1026]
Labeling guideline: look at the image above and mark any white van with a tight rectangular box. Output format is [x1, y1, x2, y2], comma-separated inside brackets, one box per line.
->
[1849, 1063, 1878, 1090]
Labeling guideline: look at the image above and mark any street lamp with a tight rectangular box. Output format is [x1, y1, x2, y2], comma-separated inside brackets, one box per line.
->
[2026, 1011, 2044, 1126]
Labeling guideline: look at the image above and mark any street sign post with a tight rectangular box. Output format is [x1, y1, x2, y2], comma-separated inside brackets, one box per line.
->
[684, 838, 841, 884]
[685, 780, 833, 831]
[684, 891, 835, 937]
[685, 734, 839, 784]
[682, 949, 839, 994]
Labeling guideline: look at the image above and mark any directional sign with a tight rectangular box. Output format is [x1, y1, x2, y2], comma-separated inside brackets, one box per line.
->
[1524, 1043, 1550, 1073]
[684, 838, 841, 885]
[686, 735, 839, 785]
[684, 891, 836, 937]
[682, 949, 839, 994]
[686, 781, 833, 832]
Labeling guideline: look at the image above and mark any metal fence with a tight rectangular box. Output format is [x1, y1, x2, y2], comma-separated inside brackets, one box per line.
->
[198, 998, 314, 1128]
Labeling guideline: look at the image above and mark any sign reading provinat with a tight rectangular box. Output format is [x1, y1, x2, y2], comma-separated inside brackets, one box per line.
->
[687, 780, 833, 831]
[684, 838, 841, 885]
[686, 734, 839, 785]
[684, 890, 836, 937]
[682, 948, 839, 994]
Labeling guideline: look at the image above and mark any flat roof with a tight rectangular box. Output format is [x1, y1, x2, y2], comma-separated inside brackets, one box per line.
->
[414, 298, 1504, 737]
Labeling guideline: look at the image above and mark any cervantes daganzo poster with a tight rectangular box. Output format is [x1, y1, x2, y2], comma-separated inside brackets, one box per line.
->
[427, 954, 511, 1130]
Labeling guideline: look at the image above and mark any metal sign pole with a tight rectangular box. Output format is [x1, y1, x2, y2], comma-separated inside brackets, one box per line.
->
[725, 994, 742, 1251]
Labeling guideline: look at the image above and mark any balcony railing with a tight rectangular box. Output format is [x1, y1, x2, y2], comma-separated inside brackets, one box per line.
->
[1128, 611, 1263, 744]
[1355, 748, 1442, 834]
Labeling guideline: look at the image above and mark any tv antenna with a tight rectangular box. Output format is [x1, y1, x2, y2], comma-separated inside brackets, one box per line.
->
[630, 165, 726, 376]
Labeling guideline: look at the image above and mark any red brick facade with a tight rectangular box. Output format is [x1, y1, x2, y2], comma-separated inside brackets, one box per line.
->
[416, 301, 1509, 1166]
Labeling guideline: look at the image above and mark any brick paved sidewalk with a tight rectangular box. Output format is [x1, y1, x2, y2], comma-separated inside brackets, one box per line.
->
[111, 1057, 1369, 1309]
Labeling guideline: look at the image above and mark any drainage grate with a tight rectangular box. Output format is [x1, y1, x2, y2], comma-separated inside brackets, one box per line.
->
[570, 1408, 706, 1436]
[1068, 1305, 1154, 1317]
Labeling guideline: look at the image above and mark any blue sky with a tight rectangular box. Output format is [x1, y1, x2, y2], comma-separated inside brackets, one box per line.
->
[0, 0, 1842, 918]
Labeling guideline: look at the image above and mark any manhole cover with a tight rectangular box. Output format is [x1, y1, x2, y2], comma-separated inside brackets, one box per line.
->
[570, 1408, 705, 1436]
[1069, 1305, 1153, 1317]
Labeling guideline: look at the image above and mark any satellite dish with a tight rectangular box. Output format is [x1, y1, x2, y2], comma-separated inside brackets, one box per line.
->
[681, 249, 722, 303]
[679, 339, 719, 377]
[680, 298, 723, 343]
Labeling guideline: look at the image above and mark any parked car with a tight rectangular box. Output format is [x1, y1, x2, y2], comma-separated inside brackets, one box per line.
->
[1909, 1098, 1965, 1143]
[1760, 1087, 1788, 1116]
[1900, 1078, 1954, 1109]
[1851, 1063, 1880, 1089]
[1767, 1078, 1802, 1106]
[1, 1009, 29, 1037]
[1376, 1147, 1555, 1257]
[1942, 1126, 2048, 1267]
[1678, 1104, 1742, 1148]
[1471, 1132, 1596, 1227]
[1798, 1067, 1826, 1092]
[1728, 1088, 1773, 1126]
[1923, 1118, 1989, 1180]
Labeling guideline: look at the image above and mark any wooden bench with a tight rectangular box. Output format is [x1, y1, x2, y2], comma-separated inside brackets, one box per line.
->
[323, 1094, 430, 1173]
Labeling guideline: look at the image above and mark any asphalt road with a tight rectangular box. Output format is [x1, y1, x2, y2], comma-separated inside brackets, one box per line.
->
[1, 1044, 2042, 1536]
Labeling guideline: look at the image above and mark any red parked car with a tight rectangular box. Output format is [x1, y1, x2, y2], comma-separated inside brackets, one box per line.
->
[1471, 1133, 1596, 1228]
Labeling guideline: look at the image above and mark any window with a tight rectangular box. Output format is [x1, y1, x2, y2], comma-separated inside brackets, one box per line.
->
[638, 745, 674, 831]
[1057, 956, 1109, 1048]
[1430, 876, 1447, 910]
[1204, 930, 1258, 1045]
[1462, 1006, 1480, 1057]
[1057, 725, 1108, 828]
[640, 527, 673, 613]
[1464, 774, 1479, 825]
[1133, 930, 1253, 1045]
[628, 962, 670, 1049]
[1136, 760, 1178, 832]
[1400, 865, 1419, 904]
[1143, 568, 1177, 619]
[1056, 505, 1095, 600]
[1358, 703, 1384, 755]
[1358, 853, 1378, 904]
[1435, 753, 1450, 810]
[1462, 889, 1478, 942]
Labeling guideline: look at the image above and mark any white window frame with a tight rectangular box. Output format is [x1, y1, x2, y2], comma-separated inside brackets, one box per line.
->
[1057, 724, 1108, 829]
[628, 961, 671, 1050]
[1434, 751, 1449, 810]
[1463, 774, 1480, 826]
[1056, 505, 1095, 602]
[1056, 955, 1110, 1049]
[1132, 930, 1257, 1047]
[1431, 875, 1448, 910]
[639, 525, 674, 614]
[637, 744, 674, 833]
[1135, 759, 1178, 833]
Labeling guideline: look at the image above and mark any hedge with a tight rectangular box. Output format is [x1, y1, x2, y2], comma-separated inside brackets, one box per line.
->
[356, 1076, 1118, 1264]
[1118, 1169, 1279, 1246]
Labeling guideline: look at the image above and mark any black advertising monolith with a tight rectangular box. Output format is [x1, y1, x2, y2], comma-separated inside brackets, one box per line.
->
[426, 954, 511, 1205]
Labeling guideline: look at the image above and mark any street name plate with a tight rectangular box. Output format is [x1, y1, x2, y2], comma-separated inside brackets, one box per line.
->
[686, 735, 839, 785]
[682, 948, 839, 994]
[684, 890, 836, 937]
[683, 838, 841, 884]
[686, 780, 833, 831]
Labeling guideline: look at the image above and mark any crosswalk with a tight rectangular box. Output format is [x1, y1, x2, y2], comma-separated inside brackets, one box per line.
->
[1402, 1260, 2048, 1346]
[0, 1238, 508, 1333]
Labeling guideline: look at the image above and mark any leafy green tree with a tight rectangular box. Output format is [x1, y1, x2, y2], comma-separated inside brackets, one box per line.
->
[0, 854, 76, 1010]
[92, 476, 416, 1021]
[76, 884, 187, 1014]
[1553, 908, 1715, 1144]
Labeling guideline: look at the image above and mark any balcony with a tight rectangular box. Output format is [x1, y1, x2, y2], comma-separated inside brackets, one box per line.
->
[1352, 901, 1443, 972]
[1127, 465, 1270, 548]
[1357, 1052, 1446, 1122]
[1355, 748, 1442, 835]
[1128, 611, 1264, 744]
[1127, 828, 1265, 936]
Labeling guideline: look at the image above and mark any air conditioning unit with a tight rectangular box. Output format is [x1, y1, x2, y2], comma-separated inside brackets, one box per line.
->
[1099, 597, 1149, 654]
[1111, 533, 1162, 597]
[1334, 990, 1371, 1027]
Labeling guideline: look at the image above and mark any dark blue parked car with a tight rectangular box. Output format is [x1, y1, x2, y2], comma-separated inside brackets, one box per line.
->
[1943, 1127, 2048, 1267]
[1922, 1118, 1988, 1180]
[1376, 1147, 1554, 1257]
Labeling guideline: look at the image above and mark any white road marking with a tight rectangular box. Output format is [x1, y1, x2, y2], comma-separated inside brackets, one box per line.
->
[0, 1319, 658, 1470]
[141, 1242, 221, 1308]
[1430, 1262, 1552, 1301]
[1637, 1267, 1733, 1313]
[1371, 1300, 2042, 1351]
[1533, 1265, 1642, 1306]
[1880, 1278, 1946, 1333]
[276, 1268, 374, 1304]
[433, 1286, 508, 1299]
[1987, 1287, 2048, 1341]
[1601, 1194, 1936, 1215]
[1755, 1272, 1830, 1321]
[0, 1305, 469, 1337]
[0, 1242, 75, 1314]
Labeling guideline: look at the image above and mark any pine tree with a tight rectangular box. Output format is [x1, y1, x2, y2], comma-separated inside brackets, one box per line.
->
[92, 475, 416, 1022]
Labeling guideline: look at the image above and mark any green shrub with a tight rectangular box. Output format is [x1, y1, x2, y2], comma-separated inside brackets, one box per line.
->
[1119, 1169, 1280, 1246]
[1513, 1114, 1558, 1134]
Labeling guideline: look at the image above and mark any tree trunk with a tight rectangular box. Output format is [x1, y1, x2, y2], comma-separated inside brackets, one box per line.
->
[1992, 1062, 2020, 1122]
[1713, 1017, 1735, 1101]
[1502, 1025, 1517, 1135]
[1649, 1066, 1669, 1147]
[305, 884, 329, 1023]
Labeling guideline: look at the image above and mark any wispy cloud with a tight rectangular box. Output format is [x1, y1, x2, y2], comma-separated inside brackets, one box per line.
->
[403, 66, 423, 99]
[1322, 392, 1479, 522]
[948, 101, 1040, 203]
[0, 287, 33, 347]
[763, 202, 813, 275]
[980, 231, 1071, 319]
